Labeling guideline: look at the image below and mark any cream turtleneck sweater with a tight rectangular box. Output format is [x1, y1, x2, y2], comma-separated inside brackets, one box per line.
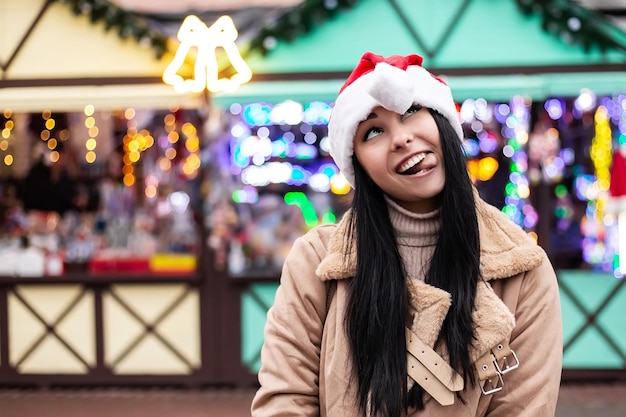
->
[385, 196, 440, 281]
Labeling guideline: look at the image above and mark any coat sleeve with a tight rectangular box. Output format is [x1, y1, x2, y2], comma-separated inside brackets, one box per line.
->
[485, 254, 563, 417]
[251, 231, 330, 417]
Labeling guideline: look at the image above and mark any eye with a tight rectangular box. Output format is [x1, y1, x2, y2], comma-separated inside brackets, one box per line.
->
[402, 104, 422, 119]
[363, 127, 383, 141]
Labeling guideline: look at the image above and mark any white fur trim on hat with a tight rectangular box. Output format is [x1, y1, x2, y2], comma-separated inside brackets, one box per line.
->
[328, 59, 463, 188]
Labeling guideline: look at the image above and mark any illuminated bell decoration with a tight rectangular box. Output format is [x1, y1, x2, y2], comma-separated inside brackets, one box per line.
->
[163, 15, 252, 93]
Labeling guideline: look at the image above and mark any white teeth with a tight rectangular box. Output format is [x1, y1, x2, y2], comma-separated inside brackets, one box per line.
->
[398, 153, 426, 173]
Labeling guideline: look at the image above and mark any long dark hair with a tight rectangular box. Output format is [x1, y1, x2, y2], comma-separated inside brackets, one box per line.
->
[345, 109, 480, 417]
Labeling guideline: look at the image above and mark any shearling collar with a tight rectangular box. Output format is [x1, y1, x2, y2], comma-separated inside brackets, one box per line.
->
[315, 193, 544, 360]
[315, 193, 544, 283]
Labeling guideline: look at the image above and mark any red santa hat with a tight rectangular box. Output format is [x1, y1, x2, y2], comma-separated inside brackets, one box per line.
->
[328, 52, 463, 187]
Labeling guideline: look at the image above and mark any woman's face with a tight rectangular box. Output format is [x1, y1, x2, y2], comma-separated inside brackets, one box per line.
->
[353, 105, 445, 213]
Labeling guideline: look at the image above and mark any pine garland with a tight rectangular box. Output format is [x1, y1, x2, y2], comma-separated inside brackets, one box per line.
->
[55, 0, 169, 58]
[248, 0, 359, 56]
[248, 0, 626, 56]
[55, 0, 626, 59]
[515, 0, 626, 53]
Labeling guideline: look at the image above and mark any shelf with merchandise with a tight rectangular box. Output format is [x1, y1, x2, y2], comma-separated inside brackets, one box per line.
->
[0, 107, 205, 281]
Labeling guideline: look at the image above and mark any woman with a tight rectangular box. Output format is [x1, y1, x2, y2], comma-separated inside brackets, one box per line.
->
[251, 52, 562, 417]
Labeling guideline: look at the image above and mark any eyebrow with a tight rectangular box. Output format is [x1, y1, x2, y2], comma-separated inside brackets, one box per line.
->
[363, 112, 378, 121]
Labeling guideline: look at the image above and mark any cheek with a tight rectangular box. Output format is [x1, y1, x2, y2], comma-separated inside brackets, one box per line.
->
[354, 146, 384, 175]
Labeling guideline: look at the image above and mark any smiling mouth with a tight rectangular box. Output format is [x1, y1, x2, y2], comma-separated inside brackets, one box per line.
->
[397, 152, 433, 175]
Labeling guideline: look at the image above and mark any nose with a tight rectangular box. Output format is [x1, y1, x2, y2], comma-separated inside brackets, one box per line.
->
[391, 125, 413, 150]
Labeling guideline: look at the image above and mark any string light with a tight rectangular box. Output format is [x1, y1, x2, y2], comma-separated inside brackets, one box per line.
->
[590, 106, 612, 224]
[41, 111, 50, 139]
[41, 110, 60, 161]
[233, 99, 341, 207]
[144, 174, 160, 200]
[229, 99, 344, 236]
[502, 96, 535, 230]
[576, 100, 616, 268]
[123, 109, 137, 186]
[124, 125, 155, 187]
[84, 104, 98, 163]
[284, 192, 318, 228]
[330, 172, 350, 195]
[582, 104, 618, 272]
[1, 109, 14, 167]
[182, 122, 201, 179]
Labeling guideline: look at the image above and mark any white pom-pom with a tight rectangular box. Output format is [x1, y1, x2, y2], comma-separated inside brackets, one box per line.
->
[367, 63, 413, 113]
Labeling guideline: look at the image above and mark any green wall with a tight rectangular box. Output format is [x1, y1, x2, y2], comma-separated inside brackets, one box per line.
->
[213, 0, 626, 106]
[241, 270, 626, 373]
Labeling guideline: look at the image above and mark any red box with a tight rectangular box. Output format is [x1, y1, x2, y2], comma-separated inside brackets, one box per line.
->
[89, 257, 151, 274]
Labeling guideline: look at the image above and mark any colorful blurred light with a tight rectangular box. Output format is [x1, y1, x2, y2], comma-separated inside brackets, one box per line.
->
[284, 192, 318, 228]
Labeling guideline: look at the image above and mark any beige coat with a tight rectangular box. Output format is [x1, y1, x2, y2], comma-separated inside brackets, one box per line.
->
[252, 196, 562, 416]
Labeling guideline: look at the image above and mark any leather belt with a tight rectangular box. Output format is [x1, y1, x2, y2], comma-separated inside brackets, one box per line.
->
[405, 328, 463, 406]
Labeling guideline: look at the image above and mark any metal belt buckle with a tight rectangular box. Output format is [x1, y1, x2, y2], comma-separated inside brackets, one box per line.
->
[481, 369, 504, 395]
[496, 349, 520, 375]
